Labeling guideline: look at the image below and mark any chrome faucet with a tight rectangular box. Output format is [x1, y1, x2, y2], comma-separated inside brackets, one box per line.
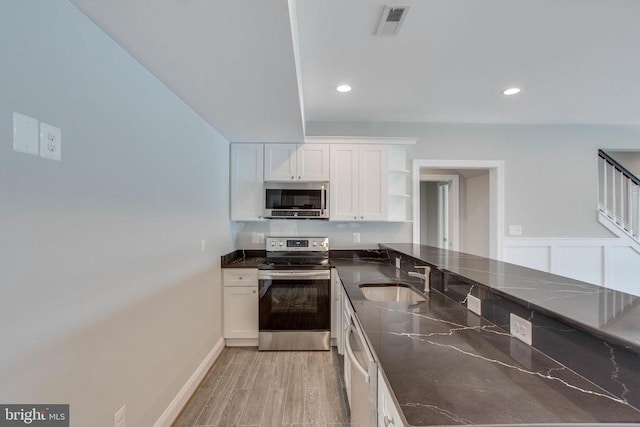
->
[408, 266, 431, 293]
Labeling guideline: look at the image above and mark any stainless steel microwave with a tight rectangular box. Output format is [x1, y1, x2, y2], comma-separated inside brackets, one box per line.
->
[264, 183, 329, 219]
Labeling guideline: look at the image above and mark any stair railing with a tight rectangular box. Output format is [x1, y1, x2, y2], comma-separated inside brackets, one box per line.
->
[598, 149, 640, 241]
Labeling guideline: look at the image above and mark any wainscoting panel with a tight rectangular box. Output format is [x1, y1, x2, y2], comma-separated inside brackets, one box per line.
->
[503, 238, 640, 296]
[556, 246, 603, 286]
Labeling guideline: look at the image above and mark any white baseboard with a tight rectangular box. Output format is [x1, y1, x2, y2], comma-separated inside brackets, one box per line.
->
[224, 338, 258, 347]
[154, 337, 225, 427]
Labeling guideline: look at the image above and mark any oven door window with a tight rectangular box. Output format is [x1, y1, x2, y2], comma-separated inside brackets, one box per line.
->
[259, 277, 330, 331]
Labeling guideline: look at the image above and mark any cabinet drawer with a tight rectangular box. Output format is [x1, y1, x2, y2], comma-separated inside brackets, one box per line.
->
[223, 268, 258, 286]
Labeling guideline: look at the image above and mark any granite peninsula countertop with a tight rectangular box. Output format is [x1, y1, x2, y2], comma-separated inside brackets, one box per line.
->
[380, 243, 640, 354]
[222, 247, 640, 425]
[331, 253, 640, 426]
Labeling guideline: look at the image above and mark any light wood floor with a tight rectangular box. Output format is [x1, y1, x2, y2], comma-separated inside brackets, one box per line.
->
[173, 347, 350, 427]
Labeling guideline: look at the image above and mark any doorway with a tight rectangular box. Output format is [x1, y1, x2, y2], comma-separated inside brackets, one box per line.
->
[420, 175, 460, 250]
[412, 160, 505, 259]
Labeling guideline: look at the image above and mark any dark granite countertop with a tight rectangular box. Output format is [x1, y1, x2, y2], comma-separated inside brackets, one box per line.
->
[332, 255, 640, 426]
[221, 249, 266, 268]
[380, 243, 640, 355]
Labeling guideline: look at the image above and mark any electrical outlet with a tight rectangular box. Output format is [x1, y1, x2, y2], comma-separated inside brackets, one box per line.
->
[352, 233, 360, 243]
[114, 404, 126, 427]
[510, 313, 532, 345]
[508, 225, 523, 236]
[201, 239, 206, 254]
[39, 122, 62, 161]
[467, 294, 481, 316]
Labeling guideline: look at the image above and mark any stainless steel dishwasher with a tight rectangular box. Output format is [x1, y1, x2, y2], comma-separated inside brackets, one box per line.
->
[344, 299, 377, 426]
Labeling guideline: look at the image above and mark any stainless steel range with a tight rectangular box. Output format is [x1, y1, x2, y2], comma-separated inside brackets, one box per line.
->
[258, 237, 331, 351]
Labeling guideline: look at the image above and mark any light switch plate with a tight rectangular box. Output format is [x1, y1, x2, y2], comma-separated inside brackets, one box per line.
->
[13, 112, 39, 155]
[40, 122, 62, 161]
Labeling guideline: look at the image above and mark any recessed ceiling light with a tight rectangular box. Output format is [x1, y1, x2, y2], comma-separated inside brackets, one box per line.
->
[337, 84, 352, 93]
[502, 87, 521, 95]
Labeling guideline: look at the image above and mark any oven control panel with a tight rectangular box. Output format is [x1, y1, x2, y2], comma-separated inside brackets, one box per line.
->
[266, 237, 329, 252]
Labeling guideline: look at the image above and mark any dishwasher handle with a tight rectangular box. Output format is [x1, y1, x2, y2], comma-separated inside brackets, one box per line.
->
[345, 325, 370, 384]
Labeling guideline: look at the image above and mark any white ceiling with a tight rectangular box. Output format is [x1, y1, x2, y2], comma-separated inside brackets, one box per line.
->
[69, 0, 640, 142]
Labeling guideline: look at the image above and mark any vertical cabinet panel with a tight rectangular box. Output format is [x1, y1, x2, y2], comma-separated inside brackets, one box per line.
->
[359, 145, 388, 221]
[330, 144, 360, 220]
[230, 144, 264, 221]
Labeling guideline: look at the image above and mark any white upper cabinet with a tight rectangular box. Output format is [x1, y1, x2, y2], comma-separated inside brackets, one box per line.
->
[330, 144, 388, 221]
[230, 144, 264, 221]
[264, 144, 329, 182]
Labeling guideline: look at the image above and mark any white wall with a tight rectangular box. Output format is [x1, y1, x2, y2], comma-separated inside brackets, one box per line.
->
[0, 2, 233, 426]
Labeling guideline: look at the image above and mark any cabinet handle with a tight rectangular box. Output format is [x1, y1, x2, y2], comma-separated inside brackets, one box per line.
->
[360, 216, 364, 219]
[354, 216, 357, 219]
[298, 176, 301, 179]
[384, 415, 394, 426]
[291, 176, 294, 179]
[238, 277, 243, 280]
[252, 290, 256, 294]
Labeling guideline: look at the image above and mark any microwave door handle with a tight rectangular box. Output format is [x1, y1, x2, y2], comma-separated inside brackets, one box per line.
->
[321, 185, 326, 215]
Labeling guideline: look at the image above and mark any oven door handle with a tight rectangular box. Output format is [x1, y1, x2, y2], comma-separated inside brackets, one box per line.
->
[258, 271, 330, 279]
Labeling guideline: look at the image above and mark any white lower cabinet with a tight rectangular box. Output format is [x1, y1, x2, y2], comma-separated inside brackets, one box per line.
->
[378, 370, 404, 427]
[223, 269, 258, 340]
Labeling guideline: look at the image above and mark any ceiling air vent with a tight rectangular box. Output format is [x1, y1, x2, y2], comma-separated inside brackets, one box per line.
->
[375, 6, 410, 36]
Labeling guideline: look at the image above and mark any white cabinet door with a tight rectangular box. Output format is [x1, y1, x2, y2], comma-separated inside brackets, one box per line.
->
[330, 144, 359, 221]
[378, 371, 404, 426]
[359, 145, 388, 221]
[330, 144, 388, 221]
[223, 286, 259, 339]
[264, 144, 297, 181]
[230, 144, 264, 221]
[264, 144, 329, 182]
[297, 144, 330, 181]
[223, 269, 259, 339]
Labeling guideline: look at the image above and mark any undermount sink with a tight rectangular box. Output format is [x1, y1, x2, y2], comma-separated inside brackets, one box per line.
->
[359, 283, 426, 303]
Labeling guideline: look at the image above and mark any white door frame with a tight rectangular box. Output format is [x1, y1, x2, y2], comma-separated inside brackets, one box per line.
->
[420, 174, 460, 251]
[412, 159, 505, 260]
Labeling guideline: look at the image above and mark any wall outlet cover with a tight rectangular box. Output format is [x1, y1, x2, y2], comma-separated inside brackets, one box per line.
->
[39, 122, 62, 161]
[510, 313, 532, 346]
[467, 294, 482, 316]
[508, 225, 523, 236]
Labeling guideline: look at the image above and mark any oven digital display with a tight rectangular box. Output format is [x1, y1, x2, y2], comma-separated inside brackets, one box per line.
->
[287, 239, 308, 248]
